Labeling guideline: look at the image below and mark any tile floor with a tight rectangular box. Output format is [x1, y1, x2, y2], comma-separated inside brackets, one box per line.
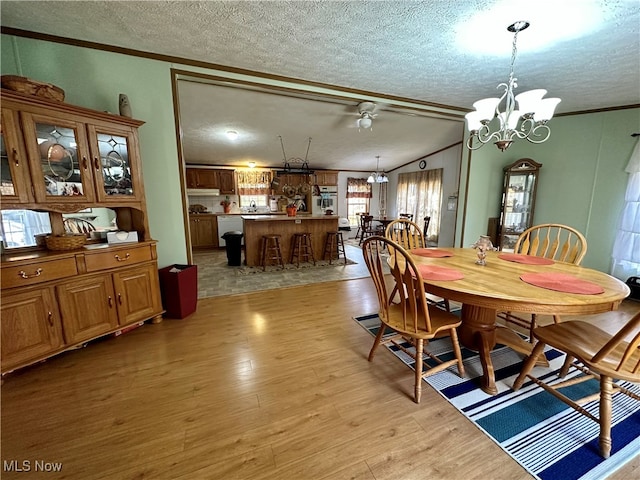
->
[193, 236, 372, 298]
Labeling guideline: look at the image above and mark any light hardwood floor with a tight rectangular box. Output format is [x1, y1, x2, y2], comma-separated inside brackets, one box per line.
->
[1, 278, 638, 479]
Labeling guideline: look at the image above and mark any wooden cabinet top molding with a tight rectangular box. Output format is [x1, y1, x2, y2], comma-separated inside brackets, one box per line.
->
[1, 89, 145, 128]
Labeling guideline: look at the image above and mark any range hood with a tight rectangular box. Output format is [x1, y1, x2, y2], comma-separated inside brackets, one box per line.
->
[186, 188, 220, 196]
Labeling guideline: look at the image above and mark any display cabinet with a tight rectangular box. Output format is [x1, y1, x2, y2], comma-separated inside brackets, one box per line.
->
[1, 89, 146, 210]
[498, 158, 542, 250]
[1, 89, 164, 376]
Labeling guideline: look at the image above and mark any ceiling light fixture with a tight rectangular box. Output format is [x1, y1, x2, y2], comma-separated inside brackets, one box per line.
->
[226, 130, 239, 140]
[367, 156, 388, 183]
[465, 21, 561, 152]
[357, 102, 377, 131]
[248, 161, 256, 168]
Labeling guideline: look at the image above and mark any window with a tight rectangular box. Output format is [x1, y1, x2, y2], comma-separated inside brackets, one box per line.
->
[239, 195, 268, 208]
[396, 169, 443, 242]
[612, 142, 640, 280]
[346, 177, 371, 226]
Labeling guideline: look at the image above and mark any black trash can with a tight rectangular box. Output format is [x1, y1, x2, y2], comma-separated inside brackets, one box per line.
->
[222, 231, 243, 266]
[158, 264, 198, 319]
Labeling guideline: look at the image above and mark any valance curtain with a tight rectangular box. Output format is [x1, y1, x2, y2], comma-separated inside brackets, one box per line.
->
[611, 140, 640, 280]
[236, 170, 272, 195]
[346, 177, 372, 198]
[396, 169, 443, 241]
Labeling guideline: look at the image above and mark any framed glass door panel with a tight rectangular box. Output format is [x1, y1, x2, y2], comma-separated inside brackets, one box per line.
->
[20, 112, 95, 204]
[87, 125, 142, 203]
[0, 108, 33, 203]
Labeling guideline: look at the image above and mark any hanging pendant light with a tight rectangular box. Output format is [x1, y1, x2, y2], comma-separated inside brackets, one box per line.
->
[465, 21, 561, 152]
[367, 156, 387, 183]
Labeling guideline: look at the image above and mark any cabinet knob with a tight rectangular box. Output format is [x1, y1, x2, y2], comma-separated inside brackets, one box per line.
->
[11, 148, 19, 167]
[108, 295, 113, 307]
[93, 157, 100, 171]
[118, 293, 123, 305]
[47, 311, 54, 327]
[18, 268, 43, 279]
[114, 253, 131, 262]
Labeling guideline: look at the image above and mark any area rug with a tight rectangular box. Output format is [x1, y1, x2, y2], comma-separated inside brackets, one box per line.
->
[236, 258, 356, 275]
[354, 313, 640, 480]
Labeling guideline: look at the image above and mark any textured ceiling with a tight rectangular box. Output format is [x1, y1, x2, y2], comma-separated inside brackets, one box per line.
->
[2, 0, 639, 171]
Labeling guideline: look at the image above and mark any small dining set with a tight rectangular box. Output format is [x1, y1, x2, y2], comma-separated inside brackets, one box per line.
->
[362, 220, 638, 459]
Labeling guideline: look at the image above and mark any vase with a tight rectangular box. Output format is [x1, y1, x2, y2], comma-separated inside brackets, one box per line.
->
[119, 93, 132, 117]
[223, 204, 231, 214]
[286, 206, 297, 217]
[471, 235, 495, 266]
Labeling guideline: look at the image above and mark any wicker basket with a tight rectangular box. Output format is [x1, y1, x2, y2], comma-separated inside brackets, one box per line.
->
[1, 75, 65, 102]
[45, 234, 86, 251]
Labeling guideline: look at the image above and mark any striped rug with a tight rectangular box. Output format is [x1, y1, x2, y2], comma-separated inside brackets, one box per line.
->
[354, 313, 640, 480]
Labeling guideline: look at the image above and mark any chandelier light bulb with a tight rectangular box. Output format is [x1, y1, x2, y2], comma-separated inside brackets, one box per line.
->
[358, 117, 372, 130]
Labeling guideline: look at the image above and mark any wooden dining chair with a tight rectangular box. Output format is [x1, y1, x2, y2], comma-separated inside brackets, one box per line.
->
[384, 219, 451, 312]
[63, 217, 96, 236]
[512, 311, 640, 458]
[358, 214, 381, 244]
[498, 223, 588, 341]
[362, 236, 465, 403]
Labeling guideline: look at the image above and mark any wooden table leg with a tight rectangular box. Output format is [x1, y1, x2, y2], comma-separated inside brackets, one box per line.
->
[459, 304, 498, 395]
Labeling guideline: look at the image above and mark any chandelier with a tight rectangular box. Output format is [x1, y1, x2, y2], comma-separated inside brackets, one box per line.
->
[367, 156, 388, 183]
[465, 21, 561, 152]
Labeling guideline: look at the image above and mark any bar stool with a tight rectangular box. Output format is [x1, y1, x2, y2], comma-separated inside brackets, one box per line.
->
[290, 232, 316, 267]
[323, 231, 346, 265]
[261, 234, 285, 271]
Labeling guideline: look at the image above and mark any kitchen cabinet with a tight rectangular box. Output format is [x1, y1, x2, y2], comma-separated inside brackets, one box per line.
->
[498, 158, 542, 250]
[185, 167, 236, 193]
[189, 214, 218, 248]
[1, 89, 146, 210]
[218, 169, 236, 194]
[1, 286, 64, 372]
[314, 170, 338, 186]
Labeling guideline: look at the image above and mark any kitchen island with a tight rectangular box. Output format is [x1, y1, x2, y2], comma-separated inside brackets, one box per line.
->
[242, 214, 339, 266]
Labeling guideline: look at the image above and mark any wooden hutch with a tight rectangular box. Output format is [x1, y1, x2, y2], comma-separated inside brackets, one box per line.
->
[0, 89, 164, 376]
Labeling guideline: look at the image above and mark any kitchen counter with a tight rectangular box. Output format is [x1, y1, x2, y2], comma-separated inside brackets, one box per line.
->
[242, 215, 339, 266]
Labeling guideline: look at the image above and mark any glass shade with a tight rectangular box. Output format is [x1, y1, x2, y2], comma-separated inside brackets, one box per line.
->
[534, 98, 561, 121]
[377, 173, 388, 183]
[465, 111, 484, 131]
[367, 173, 376, 183]
[358, 117, 372, 129]
[515, 89, 547, 115]
[472, 98, 500, 121]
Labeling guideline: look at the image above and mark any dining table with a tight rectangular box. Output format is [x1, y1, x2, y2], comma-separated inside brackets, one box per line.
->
[406, 247, 631, 395]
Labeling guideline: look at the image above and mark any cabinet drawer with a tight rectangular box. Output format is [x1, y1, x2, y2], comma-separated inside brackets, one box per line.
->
[2, 258, 78, 289]
[84, 245, 152, 272]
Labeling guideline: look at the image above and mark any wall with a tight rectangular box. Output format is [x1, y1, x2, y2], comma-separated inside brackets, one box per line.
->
[387, 143, 462, 247]
[1, 35, 187, 268]
[459, 108, 640, 274]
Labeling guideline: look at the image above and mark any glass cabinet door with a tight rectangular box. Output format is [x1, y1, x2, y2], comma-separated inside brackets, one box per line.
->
[87, 125, 142, 203]
[1, 108, 33, 203]
[499, 158, 542, 250]
[20, 112, 95, 204]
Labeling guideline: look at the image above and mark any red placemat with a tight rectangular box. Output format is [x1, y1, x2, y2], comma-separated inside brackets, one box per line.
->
[520, 272, 604, 294]
[498, 253, 555, 265]
[417, 264, 464, 281]
[412, 248, 453, 258]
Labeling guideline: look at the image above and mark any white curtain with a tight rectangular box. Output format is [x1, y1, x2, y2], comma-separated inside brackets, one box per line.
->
[396, 169, 443, 241]
[611, 140, 640, 280]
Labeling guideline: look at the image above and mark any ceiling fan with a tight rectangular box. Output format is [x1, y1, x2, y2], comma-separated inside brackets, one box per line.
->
[356, 101, 378, 130]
